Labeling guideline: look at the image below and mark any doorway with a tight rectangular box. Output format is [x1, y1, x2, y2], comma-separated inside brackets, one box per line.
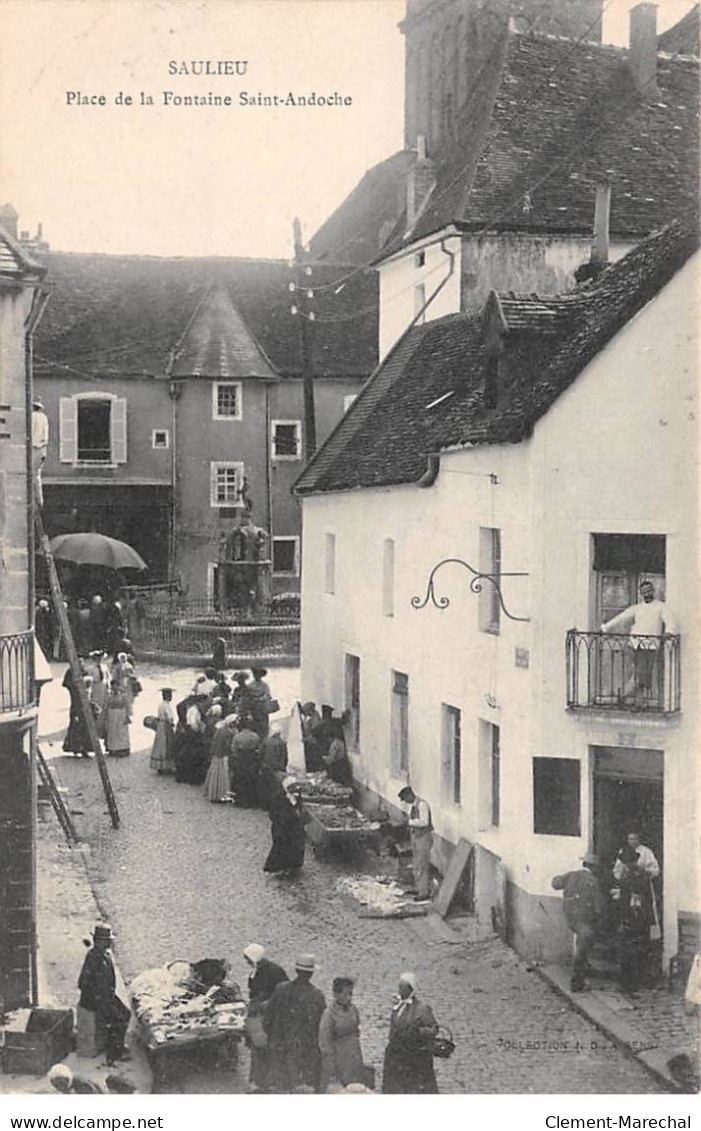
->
[592, 746, 664, 890]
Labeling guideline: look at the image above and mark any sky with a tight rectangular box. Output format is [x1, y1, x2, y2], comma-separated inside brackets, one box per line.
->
[0, 0, 695, 259]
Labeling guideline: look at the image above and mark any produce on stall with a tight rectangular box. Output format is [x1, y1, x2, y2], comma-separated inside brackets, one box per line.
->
[288, 770, 353, 806]
[304, 802, 381, 853]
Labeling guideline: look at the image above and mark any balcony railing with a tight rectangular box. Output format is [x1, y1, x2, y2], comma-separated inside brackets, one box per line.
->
[0, 631, 34, 715]
[566, 631, 681, 714]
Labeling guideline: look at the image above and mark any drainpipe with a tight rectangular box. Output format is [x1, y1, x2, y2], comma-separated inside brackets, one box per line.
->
[168, 380, 180, 587]
[417, 452, 440, 488]
[411, 238, 455, 491]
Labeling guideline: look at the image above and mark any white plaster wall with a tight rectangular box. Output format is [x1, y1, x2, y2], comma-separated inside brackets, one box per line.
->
[378, 234, 462, 361]
[301, 251, 699, 956]
[530, 252, 700, 949]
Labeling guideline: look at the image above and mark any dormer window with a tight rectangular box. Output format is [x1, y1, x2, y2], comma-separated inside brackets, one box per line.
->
[484, 356, 500, 409]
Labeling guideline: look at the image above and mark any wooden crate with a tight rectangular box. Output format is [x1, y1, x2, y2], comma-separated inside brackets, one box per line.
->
[3, 1008, 74, 1076]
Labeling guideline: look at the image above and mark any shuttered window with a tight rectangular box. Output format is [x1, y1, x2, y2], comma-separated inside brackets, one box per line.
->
[59, 395, 127, 464]
[111, 398, 127, 463]
[59, 397, 78, 463]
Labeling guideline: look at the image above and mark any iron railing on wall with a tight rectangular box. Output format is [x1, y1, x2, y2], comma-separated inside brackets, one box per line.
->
[0, 631, 34, 714]
[131, 600, 300, 659]
[566, 631, 681, 714]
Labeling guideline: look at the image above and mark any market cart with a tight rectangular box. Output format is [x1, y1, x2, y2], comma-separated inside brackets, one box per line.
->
[304, 801, 381, 856]
[130, 960, 246, 1088]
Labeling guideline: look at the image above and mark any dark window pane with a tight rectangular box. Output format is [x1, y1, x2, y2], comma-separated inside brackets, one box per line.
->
[77, 400, 111, 462]
[273, 539, 296, 573]
[533, 758, 580, 836]
[274, 424, 299, 456]
[593, 534, 666, 574]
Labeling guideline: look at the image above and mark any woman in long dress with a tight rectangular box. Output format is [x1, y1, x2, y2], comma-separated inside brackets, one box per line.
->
[84, 653, 110, 740]
[382, 972, 438, 1094]
[203, 715, 236, 801]
[105, 682, 131, 757]
[175, 693, 209, 784]
[62, 668, 92, 757]
[150, 688, 176, 774]
[263, 778, 306, 874]
[319, 977, 365, 1092]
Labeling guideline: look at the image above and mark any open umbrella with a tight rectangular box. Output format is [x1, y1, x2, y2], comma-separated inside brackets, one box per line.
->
[49, 532, 147, 572]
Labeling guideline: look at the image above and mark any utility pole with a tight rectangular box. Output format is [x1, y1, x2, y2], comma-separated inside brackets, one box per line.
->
[291, 217, 317, 460]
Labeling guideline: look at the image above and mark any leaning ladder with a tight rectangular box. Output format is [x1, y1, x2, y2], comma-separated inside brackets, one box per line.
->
[36, 744, 78, 844]
[34, 512, 120, 829]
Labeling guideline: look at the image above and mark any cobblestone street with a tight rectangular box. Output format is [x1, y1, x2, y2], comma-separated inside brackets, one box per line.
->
[40, 664, 661, 1094]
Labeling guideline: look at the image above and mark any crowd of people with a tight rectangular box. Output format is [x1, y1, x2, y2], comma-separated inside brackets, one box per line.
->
[552, 831, 662, 994]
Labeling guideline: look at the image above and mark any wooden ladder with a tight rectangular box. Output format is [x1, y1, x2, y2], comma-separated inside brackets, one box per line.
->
[36, 744, 78, 844]
[34, 512, 120, 829]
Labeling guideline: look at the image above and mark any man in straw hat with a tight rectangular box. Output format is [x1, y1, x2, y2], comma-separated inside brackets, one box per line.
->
[31, 396, 49, 508]
[77, 923, 131, 1064]
[551, 853, 605, 992]
[263, 953, 326, 1092]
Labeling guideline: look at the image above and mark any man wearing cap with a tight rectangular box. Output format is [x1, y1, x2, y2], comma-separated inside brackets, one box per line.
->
[551, 854, 605, 992]
[264, 954, 326, 1093]
[77, 924, 131, 1064]
[398, 786, 433, 902]
[31, 397, 49, 508]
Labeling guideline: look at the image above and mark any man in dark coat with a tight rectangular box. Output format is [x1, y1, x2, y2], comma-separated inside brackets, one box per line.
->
[77, 924, 130, 1064]
[551, 853, 605, 991]
[263, 954, 326, 1093]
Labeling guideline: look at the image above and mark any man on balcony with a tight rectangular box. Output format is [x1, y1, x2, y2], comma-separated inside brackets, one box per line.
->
[601, 581, 677, 705]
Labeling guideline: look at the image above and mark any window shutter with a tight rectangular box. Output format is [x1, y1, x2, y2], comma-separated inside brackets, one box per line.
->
[210, 462, 218, 506]
[59, 397, 77, 463]
[111, 398, 127, 463]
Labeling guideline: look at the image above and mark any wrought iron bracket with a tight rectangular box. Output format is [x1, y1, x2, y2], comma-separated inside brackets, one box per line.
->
[411, 557, 531, 623]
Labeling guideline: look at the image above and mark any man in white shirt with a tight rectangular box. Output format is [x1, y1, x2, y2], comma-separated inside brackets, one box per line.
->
[612, 831, 660, 882]
[601, 580, 677, 702]
[32, 397, 49, 507]
[398, 786, 433, 902]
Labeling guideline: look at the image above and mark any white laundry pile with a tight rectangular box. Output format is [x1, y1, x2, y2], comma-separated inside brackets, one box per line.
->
[336, 875, 411, 914]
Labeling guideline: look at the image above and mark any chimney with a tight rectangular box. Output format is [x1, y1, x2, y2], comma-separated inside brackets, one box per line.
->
[629, 3, 658, 96]
[406, 135, 435, 230]
[0, 203, 19, 240]
[591, 181, 611, 266]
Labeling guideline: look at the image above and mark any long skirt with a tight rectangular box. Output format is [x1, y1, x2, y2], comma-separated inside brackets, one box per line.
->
[106, 705, 131, 757]
[63, 711, 91, 755]
[263, 815, 305, 874]
[382, 1039, 437, 1094]
[175, 732, 208, 784]
[150, 720, 175, 774]
[204, 755, 230, 801]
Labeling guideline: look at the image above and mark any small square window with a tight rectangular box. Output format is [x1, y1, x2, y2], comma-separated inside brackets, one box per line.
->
[152, 429, 169, 450]
[272, 421, 301, 459]
[213, 382, 242, 420]
[414, 250, 426, 268]
[273, 537, 299, 575]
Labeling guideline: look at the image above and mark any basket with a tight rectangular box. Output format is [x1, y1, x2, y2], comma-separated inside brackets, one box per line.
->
[432, 1026, 455, 1059]
[2, 1008, 74, 1076]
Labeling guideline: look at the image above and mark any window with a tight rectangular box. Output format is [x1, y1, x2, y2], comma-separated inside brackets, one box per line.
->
[414, 250, 426, 268]
[533, 758, 581, 836]
[414, 283, 426, 323]
[273, 537, 299, 576]
[59, 395, 127, 465]
[478, 527, 501, 634]
[212, 381, 242, 420]
[271, 420, 301, 460]
[343, 394, 358, 414]
[441, 704, 462, 806]
[478, 720, 500, 828]
[484, 356, 500, 409]
[382, 537, 395, 617]
[390, 671, 409, 776]
[344, 654, 361, 751]
[152, 429, 169, 450]
[324, 532, 336, 595]
[210, 461, 244, 507]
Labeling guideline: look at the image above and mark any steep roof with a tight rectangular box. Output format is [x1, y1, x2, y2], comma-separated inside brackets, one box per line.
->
[309, 151, 417, 265]
[170, 285, 278, 380]
[295, 212, 699, 495]
[33, 253, 378, 380]
[310, 26, 699, 264]
[658, 5, 699, 55]
[0, 224, 46, 284]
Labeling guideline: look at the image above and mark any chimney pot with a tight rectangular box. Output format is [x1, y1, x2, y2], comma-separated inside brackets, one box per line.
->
[0, 203, 19, 240]
[629, 3, 658, 97]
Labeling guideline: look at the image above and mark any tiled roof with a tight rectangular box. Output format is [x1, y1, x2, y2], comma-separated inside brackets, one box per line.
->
[309, 151, 417, 266]
[0, 224, 46, 282]
[658, 5, 699, 55]
[33, 253, 378, 380]
[295, 212, 699, 495]
[310, 25, 698, 263]
[170, 285, 278, 380]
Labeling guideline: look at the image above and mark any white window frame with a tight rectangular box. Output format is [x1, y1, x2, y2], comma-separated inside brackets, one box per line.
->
[61, 391, 127, 467]
[478, 526, 501, 635]
[272, 536, 300, 576]
[441, 703, 462, 808]
[152, 428, 169, 450]
[210, 460, 245, 508]
[390, 669, 409, 777]
[212, 381, 243, 421]
[382, 537, 395, 617]
[271, 419, 302, 461]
